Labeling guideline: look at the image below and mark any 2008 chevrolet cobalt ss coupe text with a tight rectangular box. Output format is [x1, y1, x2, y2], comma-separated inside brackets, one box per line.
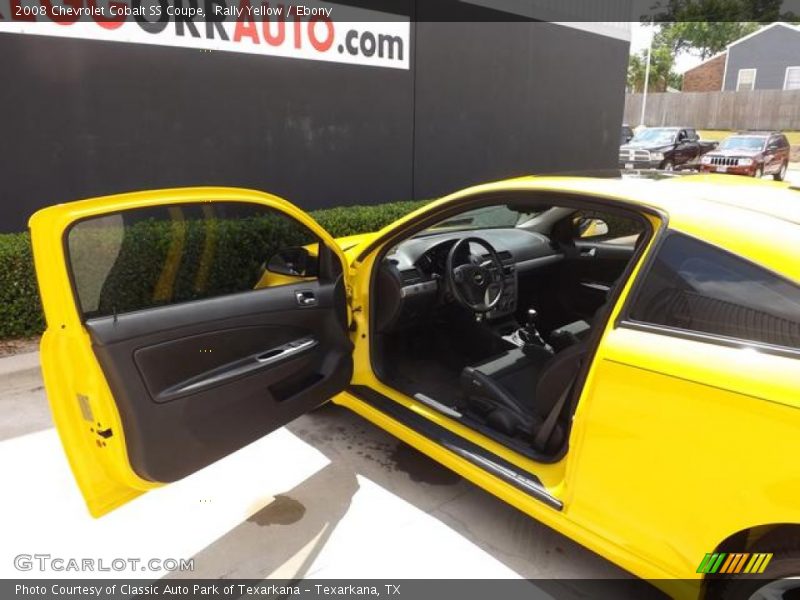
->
[29, 173, 800, 599]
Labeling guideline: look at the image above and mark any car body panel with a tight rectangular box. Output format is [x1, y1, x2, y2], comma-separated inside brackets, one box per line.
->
[569, 326, 800, 587]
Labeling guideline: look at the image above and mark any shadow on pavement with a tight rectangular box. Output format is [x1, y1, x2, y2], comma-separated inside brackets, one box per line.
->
[170, 403, 668, 598]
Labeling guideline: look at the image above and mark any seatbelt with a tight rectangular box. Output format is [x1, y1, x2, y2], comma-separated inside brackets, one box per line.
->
[533, 370, 578, 452]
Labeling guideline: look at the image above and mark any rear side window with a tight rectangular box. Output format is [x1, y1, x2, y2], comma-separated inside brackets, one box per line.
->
[67, 202, 320, 319]
[768, 135, 786, 149]
[571, 210, 645, 242]
[628, 233, 800, 350]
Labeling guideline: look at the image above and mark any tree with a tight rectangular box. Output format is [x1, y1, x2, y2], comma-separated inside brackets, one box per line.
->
[655, 22, 760, 59]
[627, 41, 683, 92]
[644, 0, 799, 59]
[647, 0, 795, 24]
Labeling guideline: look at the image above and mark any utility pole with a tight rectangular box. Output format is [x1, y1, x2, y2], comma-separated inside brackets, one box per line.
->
[640, 32, 652, 128]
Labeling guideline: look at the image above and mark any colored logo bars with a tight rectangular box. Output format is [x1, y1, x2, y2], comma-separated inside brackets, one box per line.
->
[697, 553, 773, 575]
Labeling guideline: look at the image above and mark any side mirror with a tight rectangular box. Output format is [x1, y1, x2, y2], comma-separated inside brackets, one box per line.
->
[577, 218, 609, 239]
[267, 246, 313, 277]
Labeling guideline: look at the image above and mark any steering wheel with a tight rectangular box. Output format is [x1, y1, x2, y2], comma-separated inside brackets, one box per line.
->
[445, 237, 506, 313]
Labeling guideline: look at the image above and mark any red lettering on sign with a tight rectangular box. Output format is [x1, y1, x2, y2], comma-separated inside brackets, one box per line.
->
[233, 0, 259, 44]
[40, 0, 83, 23]
[292, 13, 301, 48]
[308, 16, 333, 52]
[90, 0, 125, 29]
[261, 2, 285, 46]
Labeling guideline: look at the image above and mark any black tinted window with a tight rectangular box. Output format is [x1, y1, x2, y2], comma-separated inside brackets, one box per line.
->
[629, 234, 800, 349]
[68, 202, 320, 319]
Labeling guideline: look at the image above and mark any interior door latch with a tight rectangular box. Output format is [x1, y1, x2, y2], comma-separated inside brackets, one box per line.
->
[295, 290, 317, 307]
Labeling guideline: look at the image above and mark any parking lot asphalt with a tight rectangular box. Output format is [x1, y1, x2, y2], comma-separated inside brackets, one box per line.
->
[0, 351, 667, 597]
[784, 164, 800, 185]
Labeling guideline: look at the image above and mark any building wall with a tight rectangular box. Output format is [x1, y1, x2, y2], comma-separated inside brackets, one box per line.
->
[0, 13, 629, 233]
[724, 24, 800, 91]
[0, 31, 415, 233]
[682, 53, 726, 92]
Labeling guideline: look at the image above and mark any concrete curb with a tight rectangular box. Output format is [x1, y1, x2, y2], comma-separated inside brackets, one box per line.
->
[0, 352, 41, 386]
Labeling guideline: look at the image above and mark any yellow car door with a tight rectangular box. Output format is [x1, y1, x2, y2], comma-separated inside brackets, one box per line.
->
[29, 187, 354, 517]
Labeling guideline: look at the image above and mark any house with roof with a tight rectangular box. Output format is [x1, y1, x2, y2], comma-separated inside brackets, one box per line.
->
[682, 22, 800, 92]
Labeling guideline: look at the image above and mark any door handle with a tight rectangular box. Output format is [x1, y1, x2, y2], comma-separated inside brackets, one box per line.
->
[580, 247, 597, 258]
[157, 336, 318, 402]
[295, 290, 317, 307]
[256, 336, 317, 364]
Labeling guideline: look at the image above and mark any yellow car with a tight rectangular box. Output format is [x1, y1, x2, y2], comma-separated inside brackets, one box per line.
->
[29, 173, 800, 599]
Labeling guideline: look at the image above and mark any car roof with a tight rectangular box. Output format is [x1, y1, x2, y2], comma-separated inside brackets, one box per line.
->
[449, 172, 800, 282]
[729, 133, 769, 138]
[735, 130, 782, 136]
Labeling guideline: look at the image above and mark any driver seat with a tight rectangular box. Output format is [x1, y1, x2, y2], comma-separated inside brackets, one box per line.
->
[460, 343, 588, 453]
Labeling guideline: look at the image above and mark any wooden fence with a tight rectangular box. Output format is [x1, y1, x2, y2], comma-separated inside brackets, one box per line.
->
[624, 90, 800, 131]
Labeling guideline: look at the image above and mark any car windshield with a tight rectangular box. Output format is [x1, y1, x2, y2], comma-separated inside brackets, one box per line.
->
[630, 128, 677, 145]
[416, 205, 544, 236]
[718, 136, 766, 151]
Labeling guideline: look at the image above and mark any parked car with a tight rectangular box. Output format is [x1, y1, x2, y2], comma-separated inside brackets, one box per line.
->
[29, 174, 800, 599]
[619, 127, 717, 170]
[621, 123, 634, 144]
[700, 131, 791, 181]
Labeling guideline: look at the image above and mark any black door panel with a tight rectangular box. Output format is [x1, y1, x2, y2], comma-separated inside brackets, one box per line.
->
[87, 278, 352, 483]
[557, 241, 634, 320]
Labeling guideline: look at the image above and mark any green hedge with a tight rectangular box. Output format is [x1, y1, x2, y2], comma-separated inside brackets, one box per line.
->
[0, 232, 45, 338]
[311, 199, 429, 238]
[0, 199, 429, 339]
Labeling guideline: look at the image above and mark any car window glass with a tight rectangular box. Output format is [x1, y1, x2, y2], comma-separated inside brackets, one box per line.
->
[629, 233, 800, 349]
[631, 129, 677, 145]
[719, 137, 765, 151]
[571, 210, 644, 242]
[68, 202, 320, 319]
[418, 204, 547, 236]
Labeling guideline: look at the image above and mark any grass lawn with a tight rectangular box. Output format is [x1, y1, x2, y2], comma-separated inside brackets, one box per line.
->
[699, 130, 800, 145]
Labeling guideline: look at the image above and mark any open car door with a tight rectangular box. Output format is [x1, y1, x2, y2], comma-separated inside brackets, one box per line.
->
[30, 188, 353, 517]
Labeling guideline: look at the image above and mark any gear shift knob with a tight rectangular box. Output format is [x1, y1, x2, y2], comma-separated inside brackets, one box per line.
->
[519, 307, 553, 354]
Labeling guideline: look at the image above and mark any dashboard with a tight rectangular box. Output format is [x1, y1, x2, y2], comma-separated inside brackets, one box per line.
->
[375, 228, 563, 332]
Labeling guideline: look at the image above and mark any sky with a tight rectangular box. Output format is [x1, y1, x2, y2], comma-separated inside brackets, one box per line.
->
[629, 22, 706, 74]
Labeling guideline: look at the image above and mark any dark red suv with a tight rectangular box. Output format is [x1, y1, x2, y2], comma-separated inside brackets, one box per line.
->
[700, 131, 791, 181]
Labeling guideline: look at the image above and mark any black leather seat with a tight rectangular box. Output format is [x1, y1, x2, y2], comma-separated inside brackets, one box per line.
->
[460, 342, 588, 452]
[549, 319, 591, 351]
